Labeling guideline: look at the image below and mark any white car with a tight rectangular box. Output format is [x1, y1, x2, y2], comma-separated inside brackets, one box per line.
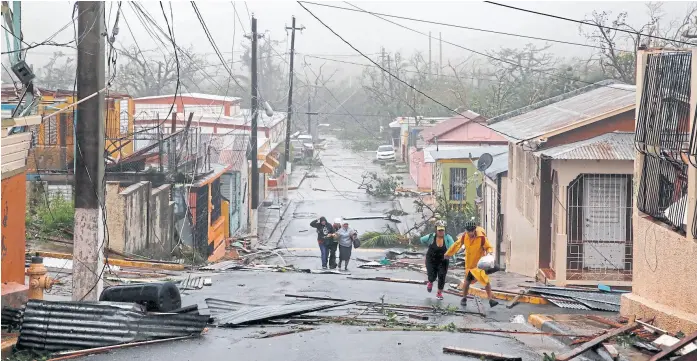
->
[376, 145, 396, 161]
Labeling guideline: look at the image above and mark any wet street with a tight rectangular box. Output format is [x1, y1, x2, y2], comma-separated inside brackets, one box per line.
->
[74, 138, 573, 361]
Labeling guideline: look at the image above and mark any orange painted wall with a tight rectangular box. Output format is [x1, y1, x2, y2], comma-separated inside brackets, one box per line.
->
[1, 171, 27, 284]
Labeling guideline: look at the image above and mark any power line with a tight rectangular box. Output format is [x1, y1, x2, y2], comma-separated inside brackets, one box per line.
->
[341, 1, 636, 94]
[298, 1, 526, 141]
[483, 1, 697, 47]
[300, 1, 632, 53]
[303, 54, 498, 81]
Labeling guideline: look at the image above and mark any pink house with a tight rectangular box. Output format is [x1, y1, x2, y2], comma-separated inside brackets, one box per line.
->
[408, 111, 507, 191]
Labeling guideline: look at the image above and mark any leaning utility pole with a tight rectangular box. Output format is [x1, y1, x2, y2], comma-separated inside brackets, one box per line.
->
[73, 1, 105, 301]
[283, 16, 304, 200]
[249, 15, 262, 237]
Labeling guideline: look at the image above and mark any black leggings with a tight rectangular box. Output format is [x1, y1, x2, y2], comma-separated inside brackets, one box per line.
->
[426, 257, 449, 290]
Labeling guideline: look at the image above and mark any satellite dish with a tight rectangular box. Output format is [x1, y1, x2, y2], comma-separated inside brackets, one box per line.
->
[477, 153, 493, 172]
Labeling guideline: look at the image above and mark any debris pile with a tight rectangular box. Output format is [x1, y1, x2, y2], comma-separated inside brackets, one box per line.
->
[525, 285, 622, 312]
[7, 299, 208, 359]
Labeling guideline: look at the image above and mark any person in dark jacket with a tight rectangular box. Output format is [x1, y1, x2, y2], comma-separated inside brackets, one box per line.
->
[310, 217, 335, 269]
[419, 222, 455, 300]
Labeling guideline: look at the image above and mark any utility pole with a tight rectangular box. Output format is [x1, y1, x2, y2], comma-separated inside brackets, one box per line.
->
[439, 32, 443, 76]
[72, 1, 105, 301]
[249, 15, 262, 238]
[428, 32, 432, 77]
[283, 16, 304, 200]
[307, 97, 311, 137]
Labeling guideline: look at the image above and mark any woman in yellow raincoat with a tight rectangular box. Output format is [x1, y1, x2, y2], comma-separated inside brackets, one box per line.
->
[444, 220, 500, 308]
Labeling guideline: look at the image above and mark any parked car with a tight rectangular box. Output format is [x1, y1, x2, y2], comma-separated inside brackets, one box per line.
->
[375, 145, 396, 161]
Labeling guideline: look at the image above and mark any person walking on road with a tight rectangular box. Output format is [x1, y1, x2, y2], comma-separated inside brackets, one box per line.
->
[336, 220, 357, 271]
[419, 222, 454, 300]
[445, 220, 500, 308]
[310, 217, 335, 269]
[322, 218, 342, 269]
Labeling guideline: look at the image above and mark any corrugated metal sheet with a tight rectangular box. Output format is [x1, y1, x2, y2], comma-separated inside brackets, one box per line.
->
[178, 276, 204, 290]
[546, 297, 590, 310]
[529, 287, 621, 305]
[17, 300, 209, 352]
[200, 260, 244, 271]
[488, 80, 636, 141]
[424, 145, 507, 163]
[536, 132, 635, 160]
[204, 298, 260, 315]
[2, 306, 23, 330]
[216, 301, 355, 327]
[573, 298, 621, 312]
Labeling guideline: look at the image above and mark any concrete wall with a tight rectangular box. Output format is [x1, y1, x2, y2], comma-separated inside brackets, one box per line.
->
[105, 182, 126, 253]
[436, 160, 478, 204]
[106, 181, 174, 258]
[504, 145, 540, 277]
[551, 159, 634, 286]
[149, 185, 174, 259]
[121, 182, 151, 255]
[483, 177, 498, 255]
[409, 147, 433, 191]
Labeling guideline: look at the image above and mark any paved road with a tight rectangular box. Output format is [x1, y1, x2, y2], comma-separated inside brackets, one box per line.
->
[75, 139, 577, 361]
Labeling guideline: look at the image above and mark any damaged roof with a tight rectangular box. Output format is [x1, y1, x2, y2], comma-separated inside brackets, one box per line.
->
[535, 131, 636, 160]
[488, 80, 636, 141]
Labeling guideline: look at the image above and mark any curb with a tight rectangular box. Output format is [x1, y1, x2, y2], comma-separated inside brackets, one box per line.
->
[446, 281, 549, 305]
[528, 314, 603, 361]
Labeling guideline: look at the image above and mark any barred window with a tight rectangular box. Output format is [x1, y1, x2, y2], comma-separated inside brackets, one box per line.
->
[635, 51, 692, 234]
[449, 167, 468, 201]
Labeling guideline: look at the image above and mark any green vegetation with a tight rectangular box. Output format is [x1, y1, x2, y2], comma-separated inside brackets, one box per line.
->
[26, 194, 74, 239]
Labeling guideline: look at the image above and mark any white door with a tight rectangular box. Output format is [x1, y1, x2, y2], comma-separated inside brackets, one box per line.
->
[582, 176, 627, 270]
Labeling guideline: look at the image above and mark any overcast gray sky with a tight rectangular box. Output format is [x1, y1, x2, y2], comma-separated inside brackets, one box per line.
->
[6, 1, 695, 83]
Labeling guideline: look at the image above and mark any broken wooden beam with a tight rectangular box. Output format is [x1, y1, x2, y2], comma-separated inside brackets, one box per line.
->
[587, 315, 624, 328]
[555, 323, 641, 361]
[506, 290, 527, 309]
[442, 346, 522, 361]
[601, 343, 619, 361]
[256, 327, 315, 339]
[649, 331, 697, 361]
[347, 276, 426, 285]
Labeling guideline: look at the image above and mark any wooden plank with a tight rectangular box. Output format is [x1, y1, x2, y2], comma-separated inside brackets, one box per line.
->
[507, 290, 527, 309]
[1, 150, 28, 164]
[1, 159, 25, 174]
[2, 132, 31, 146]
[555, 323, 641, 361]
[2, 141, 30, 155]
[1, 115, 41, 128]
[442, 347, 521, 361]
[602, 343, 619, 360]
[587, 315, 624, 328]
[649, 331, 697, 361]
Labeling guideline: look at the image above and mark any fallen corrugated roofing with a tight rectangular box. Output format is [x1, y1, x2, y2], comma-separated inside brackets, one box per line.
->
[215, 301, 355, 327]
[178, 276, 204, 290]
[424, 145, 507, 163]
[573, 299, 621, 312]
[17, 300, 209, 352]
[536, 132, 636, 160]
[204, 298, 260, 315]
[528, 288, 621, 306]
[488, 80, 636, 141]
[545, 297, 590, 310]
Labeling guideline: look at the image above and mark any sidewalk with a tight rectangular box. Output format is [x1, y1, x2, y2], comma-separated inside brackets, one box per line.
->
[256, 167, 308, 246]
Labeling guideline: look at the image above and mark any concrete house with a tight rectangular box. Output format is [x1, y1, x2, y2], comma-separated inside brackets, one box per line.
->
[409, 111, 506, 191]
[488, 80, 637, 286]
[621, 49, 697, 334]
[424, 145, 507, 210]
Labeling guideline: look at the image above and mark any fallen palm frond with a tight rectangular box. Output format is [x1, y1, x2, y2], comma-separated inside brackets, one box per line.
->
[359, 231, 408, 248]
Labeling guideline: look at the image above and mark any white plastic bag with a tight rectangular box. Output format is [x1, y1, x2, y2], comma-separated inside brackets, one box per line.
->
[477, 254, 495, 271]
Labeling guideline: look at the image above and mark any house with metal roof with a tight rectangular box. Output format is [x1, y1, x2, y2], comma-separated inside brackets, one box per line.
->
[408, 111, 507, 192]
[488, 80, 638, 287]
[423, 145, 507, 214]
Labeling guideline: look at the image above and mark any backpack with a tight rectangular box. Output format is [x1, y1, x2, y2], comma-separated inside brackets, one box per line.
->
[352, 233, 361, 248]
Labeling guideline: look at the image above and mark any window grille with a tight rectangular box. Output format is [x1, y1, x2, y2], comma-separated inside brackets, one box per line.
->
[637, 156, 688, 233]
[566, 174, 633, 282]
[449, 167, 468, 201]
